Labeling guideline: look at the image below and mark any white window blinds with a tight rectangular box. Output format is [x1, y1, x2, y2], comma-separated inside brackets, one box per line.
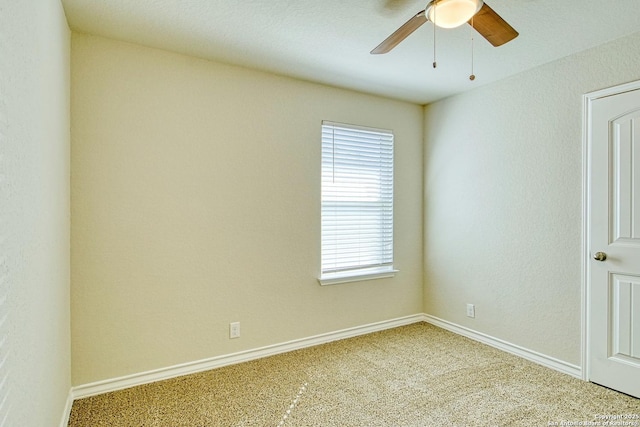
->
[320, 121, 395, 284]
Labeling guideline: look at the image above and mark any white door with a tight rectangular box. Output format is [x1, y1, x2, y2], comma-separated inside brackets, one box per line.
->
[587, 83, 640, 398]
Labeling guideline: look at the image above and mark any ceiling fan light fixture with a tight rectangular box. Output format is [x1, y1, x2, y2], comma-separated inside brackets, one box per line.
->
[426, 0, 484, 29]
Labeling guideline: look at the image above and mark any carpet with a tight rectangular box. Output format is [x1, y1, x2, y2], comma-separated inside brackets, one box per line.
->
[68, 322, 640, 426]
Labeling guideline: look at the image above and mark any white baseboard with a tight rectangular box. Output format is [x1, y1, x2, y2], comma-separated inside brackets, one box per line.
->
[70, 313, 582, 403]
[59, 390, 74, 427]
[71, 314, 425, 400]
[422, 314, 582, 379]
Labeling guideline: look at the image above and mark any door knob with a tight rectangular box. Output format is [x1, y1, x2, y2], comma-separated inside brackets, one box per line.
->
[593, 252, 607, 261]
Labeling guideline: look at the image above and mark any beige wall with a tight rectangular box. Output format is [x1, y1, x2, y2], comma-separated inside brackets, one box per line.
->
[0, 0, 71, 425]
[71, 33, 424, 385]
[423, 31, 640, 365]
[70, 21, 640, 389]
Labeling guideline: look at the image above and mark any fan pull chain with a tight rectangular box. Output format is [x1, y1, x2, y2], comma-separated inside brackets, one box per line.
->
[469, 16, 476, 81]
[432, 3, 437, 68]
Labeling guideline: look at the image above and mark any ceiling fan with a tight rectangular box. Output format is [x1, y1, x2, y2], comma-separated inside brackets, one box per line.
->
[371, 0, 518, 54]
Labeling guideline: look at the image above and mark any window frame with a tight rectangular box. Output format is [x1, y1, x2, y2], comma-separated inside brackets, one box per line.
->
[318, 121, 398, 286]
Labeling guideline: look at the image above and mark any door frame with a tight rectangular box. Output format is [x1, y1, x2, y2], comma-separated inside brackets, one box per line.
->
[581, 79, 640, 382]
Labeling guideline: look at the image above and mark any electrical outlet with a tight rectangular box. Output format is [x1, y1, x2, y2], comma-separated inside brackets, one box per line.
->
[466, 304, 475, 318]
[230, 322, 240, 339]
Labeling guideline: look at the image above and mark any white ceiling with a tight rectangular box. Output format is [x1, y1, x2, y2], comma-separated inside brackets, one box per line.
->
[61, 0, 640, 104]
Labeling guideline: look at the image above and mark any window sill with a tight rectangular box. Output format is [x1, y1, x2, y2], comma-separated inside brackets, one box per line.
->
[318, 268, 399, 286]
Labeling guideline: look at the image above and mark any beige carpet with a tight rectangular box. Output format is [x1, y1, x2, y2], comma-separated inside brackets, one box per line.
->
[68, 323, 640, 426]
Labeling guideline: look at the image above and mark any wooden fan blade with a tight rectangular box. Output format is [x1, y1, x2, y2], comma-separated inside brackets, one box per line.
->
[470, 3, 518, 47]
[371, 10, 427, 54]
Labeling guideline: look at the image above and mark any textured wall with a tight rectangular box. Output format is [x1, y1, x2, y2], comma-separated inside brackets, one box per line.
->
[70, 33, 423, 385]
[423, 31, 640, 365]
[0, 0, 71, 425]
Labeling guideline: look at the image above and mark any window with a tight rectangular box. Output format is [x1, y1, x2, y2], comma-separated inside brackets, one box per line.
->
[319, 121, 397, 285]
